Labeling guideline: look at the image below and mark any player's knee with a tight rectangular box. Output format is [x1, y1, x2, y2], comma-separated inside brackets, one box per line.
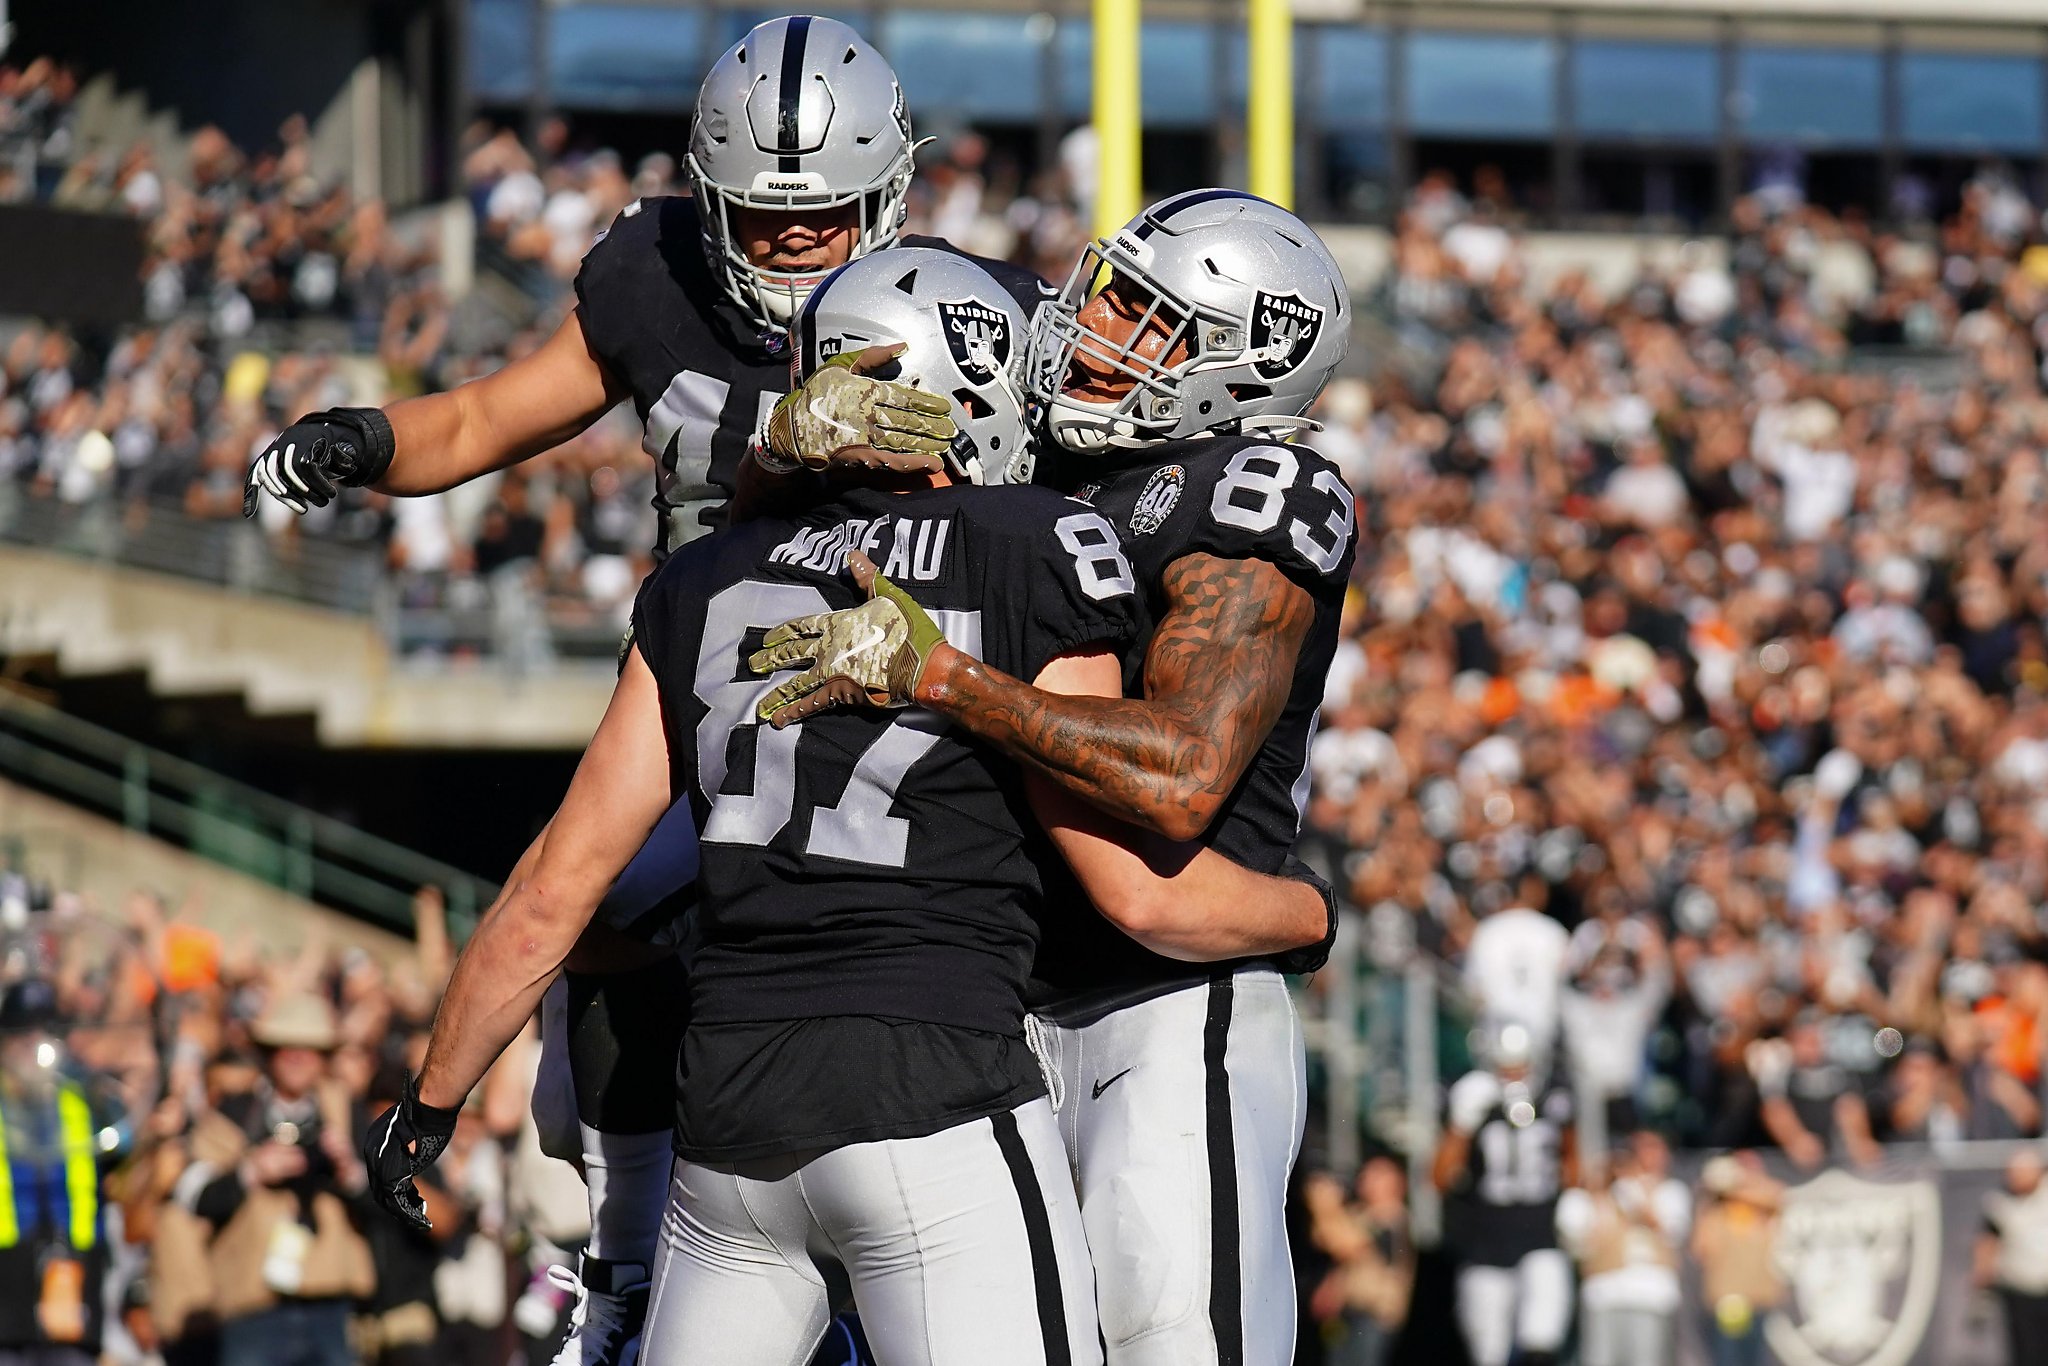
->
[1084, 1162, 1206, 1348]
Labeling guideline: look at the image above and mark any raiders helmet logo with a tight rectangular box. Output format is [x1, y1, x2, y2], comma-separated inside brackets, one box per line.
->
[819, 336, 845, 361]
[937, 299, 1012, 387]
[1766, 1170, 1941, 1366]
[1250, 291, 1325, 381]
[1128, 465, 1185, 536]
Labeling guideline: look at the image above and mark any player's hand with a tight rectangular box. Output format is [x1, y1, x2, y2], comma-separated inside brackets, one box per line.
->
[360, 1076, 459, 1232]
[764, 343, 957, 474]
[750, 550, 948, 727]
[243, 407, 394, 517]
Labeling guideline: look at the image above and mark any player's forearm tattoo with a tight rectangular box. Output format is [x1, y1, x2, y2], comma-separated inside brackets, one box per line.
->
[921, 552, 1315, 840]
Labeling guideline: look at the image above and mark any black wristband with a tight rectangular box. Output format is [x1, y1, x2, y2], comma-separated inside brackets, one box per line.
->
[405, 1073, 461, 1137]
[324, 406, 397, 487]
[1272, 855, 1340, 976]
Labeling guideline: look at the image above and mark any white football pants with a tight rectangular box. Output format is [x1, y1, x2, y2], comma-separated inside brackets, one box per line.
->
[1455, 1248, 1573, 1366]
[640, 1098, 1100, 1366]
[1033, 968, 1306, 1366]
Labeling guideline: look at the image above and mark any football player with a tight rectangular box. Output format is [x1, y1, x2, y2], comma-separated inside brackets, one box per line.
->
[247, 19, 1046, 1360]
[363, 252, 1333, 1365]
[759, 190, 1357, 1366]
[1432, 1025, 1579, 1366]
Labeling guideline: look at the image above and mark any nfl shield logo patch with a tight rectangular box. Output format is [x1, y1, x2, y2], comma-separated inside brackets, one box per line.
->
[1249, 291, 1324, 381]
[1766, 1170, 1942, 1366]
[1128, 465, 1185, 536]
[937, 299, 1012, 386]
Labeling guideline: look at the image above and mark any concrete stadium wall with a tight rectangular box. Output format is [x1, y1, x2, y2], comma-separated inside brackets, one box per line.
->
[0, 547, 611, 750]
[0, 776, 409, 961]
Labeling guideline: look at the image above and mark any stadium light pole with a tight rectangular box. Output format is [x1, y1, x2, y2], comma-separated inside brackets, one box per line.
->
[1093, 0, 1142, 240]
[1247, 0, 1293, 208]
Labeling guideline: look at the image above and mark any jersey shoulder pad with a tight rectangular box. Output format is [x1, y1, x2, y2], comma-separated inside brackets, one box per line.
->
[962, 486, 1144, 674]
[1155, 437, 1358, 594]
[575, 196, 703, 350]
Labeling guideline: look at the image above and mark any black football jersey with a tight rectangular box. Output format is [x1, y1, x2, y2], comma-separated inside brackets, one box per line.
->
[575, 195, 1054, 555]
[1031, 435, 1358, 1010]
[1443, 1072, 1574, 1266]
[630, 483, 1143, 1037]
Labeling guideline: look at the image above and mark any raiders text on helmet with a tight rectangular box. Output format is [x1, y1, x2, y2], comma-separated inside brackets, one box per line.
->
[798, 247, 1034, 486]
[1028, 189, 1351, 454]
[686, 16, 922, 332]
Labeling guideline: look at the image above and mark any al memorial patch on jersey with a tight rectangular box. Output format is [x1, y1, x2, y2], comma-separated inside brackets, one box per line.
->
[1126, 465, 1185, 536]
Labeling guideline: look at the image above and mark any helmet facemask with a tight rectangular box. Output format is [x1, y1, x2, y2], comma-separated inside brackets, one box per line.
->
[687, 151, 917, 332]
[684, 16, 926, 335]
[1028, 191, 1348, 456]
[1029, 238, 1246, 454]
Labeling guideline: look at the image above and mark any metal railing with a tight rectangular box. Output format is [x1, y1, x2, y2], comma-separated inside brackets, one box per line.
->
[0, 486, 385, 614]
[0, 487, 627, 667]
[0, 690, 494, 938]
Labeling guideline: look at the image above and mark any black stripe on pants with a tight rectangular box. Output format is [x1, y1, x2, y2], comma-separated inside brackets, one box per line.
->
[991, 1109, 1072, 1366]
[1205, 973, 1243, 1366]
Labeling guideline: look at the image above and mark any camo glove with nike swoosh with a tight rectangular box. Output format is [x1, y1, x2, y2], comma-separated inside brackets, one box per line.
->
[750, 551, 948, 727]
[763, 343, 958, 474]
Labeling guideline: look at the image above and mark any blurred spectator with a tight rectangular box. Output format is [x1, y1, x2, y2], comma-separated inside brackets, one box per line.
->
[1750, 1012, 1883, 1170]
[0, 977, 109, 1366]
[1463, 904, 1570, 1062]
[1555, 1130, 1689, 1366]
[172, 993, 370, 1366]
[1561, 911, 1671, 1135]
[1303, 1155, 1413, 1366]
[1689, 1154, 1785, 1366]
[1977, 1147, 2048, 1366]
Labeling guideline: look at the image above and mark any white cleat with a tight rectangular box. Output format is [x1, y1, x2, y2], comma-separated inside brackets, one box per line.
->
[547, 1253, 649, 1366]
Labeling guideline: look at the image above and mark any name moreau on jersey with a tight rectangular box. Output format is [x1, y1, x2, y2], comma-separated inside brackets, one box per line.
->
[766, 512, 953, 583]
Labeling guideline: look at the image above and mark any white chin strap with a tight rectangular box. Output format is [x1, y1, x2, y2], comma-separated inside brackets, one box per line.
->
[749, 273, 817, 325]
[1046, 394, 1155, 454]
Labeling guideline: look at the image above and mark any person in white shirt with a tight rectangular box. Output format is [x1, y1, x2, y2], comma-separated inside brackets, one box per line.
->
[1464, 905, 1570, 1061]
[1555, 1130, 1690, 1366]
[1977, 1148, 2048, 1366]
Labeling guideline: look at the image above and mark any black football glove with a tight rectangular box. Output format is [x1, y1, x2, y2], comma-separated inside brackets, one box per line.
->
[1271, 857, 1341, 976]
[361, 1075, 459, 1232]
[243, 406, 396, 516]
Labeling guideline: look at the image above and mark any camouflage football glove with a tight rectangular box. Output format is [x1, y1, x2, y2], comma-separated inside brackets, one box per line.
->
[750, 551, 948, 727]
[763, 343, 957, 474]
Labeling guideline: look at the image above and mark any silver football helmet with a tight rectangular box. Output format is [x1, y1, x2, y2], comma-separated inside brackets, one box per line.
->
[1028, 189, 1351, 454]
[798, 247, 1033, 486]
[685, 16, 921, 331]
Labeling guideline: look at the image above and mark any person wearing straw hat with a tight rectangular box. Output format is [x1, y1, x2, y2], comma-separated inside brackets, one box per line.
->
[172, 993, 372, 1366]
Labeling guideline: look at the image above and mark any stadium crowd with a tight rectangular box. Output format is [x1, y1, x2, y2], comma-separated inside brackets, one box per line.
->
[1292, 166, 2048, 1362]
[0, 866, 592, 1366]
[0, 110, 1101, 653]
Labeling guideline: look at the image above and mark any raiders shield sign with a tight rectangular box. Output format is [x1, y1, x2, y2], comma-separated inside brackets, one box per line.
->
[1250, 290, 1325, 381]
[937, 299, 1012, 386]
[1766, 1171, 1942, 1366]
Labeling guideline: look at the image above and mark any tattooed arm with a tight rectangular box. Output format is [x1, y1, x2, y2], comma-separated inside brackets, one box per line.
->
[917, 551, 1315, 842]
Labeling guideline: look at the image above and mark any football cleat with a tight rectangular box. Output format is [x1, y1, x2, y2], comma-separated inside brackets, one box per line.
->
[547, 1253, 649, 1366]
